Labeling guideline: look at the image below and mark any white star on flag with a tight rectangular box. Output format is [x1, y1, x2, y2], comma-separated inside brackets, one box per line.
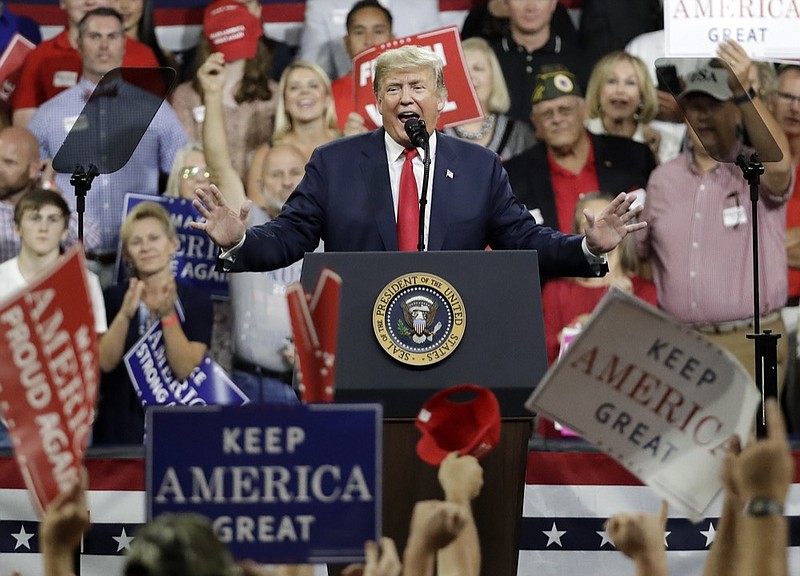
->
[664, 531, 672, 547]
[446, 169, 453, 179]
[596, 529, 614, 548]
[700, 522, 717, 547]
[12, 524, 34, 550]
[543, 522, 566, 547]
[113, 527, 135, 552]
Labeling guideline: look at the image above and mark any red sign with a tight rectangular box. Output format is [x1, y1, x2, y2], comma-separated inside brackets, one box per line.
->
[0, 246, 98, 515]
[352, 26, 483, 131]
[0, 33, 35, 103]
[287, 267, 341, 403]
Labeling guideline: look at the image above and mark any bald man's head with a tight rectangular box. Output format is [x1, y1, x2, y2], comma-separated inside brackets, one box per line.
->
[0, 126, 41, 202]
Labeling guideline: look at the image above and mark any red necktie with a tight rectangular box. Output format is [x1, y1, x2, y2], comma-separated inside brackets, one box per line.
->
[397, 148, 419, 251]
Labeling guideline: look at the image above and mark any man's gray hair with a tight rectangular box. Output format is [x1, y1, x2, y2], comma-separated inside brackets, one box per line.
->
[373, 45, 448, 100]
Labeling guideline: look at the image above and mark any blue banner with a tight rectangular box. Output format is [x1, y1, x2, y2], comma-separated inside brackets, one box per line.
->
[124, 321, 249, 407]
[118, 194, 228, 300]
[146, 403, 383, 563]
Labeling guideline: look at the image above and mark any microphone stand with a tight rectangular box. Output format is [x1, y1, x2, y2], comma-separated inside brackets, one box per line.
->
[738, 152, 780, 438]
[417, 140, 431, 252]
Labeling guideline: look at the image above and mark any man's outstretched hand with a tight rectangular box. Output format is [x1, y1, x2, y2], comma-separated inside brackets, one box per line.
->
[190, 184, 251, 250]
[584, 192, 646, 255]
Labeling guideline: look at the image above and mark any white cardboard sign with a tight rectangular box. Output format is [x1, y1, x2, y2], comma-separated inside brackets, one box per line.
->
[664, 0, 800, 59]
[526, 290, 759, 522]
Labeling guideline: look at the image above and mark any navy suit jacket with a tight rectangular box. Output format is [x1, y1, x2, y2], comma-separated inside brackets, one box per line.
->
[504, 133, 656, 231]
[232, 129, 601, 280]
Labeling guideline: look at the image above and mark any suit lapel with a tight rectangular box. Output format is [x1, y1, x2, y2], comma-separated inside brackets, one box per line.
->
[362, 128, 398, 251]
[428, 132, 454, 251]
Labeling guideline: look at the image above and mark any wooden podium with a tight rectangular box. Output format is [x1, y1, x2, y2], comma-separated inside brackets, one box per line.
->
[301, 252, 544, 573]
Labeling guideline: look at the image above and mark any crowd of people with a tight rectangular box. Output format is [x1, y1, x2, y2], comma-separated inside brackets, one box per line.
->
[0, 0, 799, 572]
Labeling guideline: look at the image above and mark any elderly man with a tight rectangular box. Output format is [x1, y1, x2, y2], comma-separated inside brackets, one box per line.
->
[505, 65, 656, 232]
[637, 41, 794, 386]
[192, 44, 643, 284]
[27, 7, 187, 285]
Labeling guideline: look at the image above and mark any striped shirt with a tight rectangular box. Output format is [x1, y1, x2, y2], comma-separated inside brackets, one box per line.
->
[636, 143, 790, 324]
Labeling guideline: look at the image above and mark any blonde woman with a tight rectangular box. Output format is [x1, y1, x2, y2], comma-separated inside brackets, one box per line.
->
[585, 51, 682, 163]
[164, 141, 212, 199]
[95, 202, 213, 444]
[443, 37, 535, 161]
[245, 60, 341, 204]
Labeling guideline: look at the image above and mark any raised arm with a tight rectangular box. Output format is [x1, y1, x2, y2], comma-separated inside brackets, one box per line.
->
[197, 52, 248, 211]
[435, 452, 483, 576]
[701, 436, 742, 576]
[718, 40, 793, 195]
[731, 399, 793, 576]
[605, 501, 669, 576]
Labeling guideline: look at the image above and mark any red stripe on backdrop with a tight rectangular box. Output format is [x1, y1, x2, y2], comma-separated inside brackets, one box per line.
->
[6, 1, 472, 27]
[528, 450, 800, 485]
[527, 452, 642, 486]
[6, 4, 65, 26]
[0, 456, 144, 491]
[5, 3, 306, 27]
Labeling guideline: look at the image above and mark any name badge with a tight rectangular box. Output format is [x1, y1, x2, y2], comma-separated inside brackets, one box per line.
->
[63, 114, 83, 133]
[192, 105, 205, 124]
[723, 205, 747, 228]
[53, 70, 78, 88]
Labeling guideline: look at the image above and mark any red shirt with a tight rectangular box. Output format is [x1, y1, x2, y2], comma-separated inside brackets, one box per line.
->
[547, 137, 600, 232]
[787, 165, 800, 299]
[331, 72, 354, 133]
[12, 30, 159, 110]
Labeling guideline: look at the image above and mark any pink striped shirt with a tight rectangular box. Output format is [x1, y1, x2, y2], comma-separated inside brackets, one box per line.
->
[636, 144, 791, 324]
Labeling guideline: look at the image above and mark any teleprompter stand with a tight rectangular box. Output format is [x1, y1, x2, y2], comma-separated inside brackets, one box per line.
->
[737, 153, 781, 437]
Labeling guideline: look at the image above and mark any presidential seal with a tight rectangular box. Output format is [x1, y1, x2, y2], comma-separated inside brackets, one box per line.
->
[372, 272, 466, 366]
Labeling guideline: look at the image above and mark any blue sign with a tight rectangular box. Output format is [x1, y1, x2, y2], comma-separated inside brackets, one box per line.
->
[118, 194, 228, 299]
[146, 403, 383, 563]
[124, 321, 249, 407]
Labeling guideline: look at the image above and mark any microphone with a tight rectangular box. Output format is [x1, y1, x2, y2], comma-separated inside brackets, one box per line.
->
[404, 118, 429, 148]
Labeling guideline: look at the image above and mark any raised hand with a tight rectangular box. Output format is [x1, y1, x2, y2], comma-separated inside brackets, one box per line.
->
[438, 452, 483, 504]
[191, 184, 251, 250]
[197, 52, 226, 97]
[716, 39, 753, 95]
[732, 398, 794, 502]
[605, 500, 668, 561]
[583, 192, 646, 256]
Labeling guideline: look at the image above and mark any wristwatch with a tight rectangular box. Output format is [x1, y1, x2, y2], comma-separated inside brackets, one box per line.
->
[743, 496, 784, 517]
[732, 86, 757, 104]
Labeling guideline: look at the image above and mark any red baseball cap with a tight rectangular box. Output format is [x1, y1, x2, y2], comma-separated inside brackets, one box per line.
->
[203, 0, 262, 62]
[415, 384, 501, 466]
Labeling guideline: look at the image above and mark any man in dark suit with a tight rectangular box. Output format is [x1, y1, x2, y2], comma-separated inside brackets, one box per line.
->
[505, 65, 656, 233]
[191, 45, 643, 281]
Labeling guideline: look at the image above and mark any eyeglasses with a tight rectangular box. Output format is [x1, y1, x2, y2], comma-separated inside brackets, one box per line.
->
[180, 166, 211, 180]
[775, 91, 800, 106]
[534, 103, 581, 123]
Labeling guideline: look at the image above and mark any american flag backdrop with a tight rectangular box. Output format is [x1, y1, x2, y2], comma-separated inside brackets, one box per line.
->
[521, 450, 800, 576]
[2, 451, 800, 575]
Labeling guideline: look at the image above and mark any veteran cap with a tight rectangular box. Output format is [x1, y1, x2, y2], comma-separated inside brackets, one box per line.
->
[415, 384, 501, 466]
[531, 65, 582, 105]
